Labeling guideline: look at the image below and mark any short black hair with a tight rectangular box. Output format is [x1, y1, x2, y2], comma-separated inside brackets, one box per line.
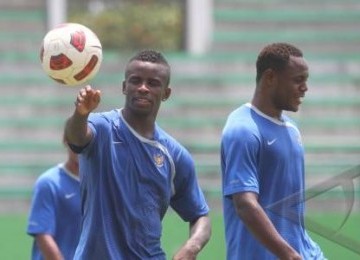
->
[256, 42, 303, 83]
[129, 49, 169, 67]
[126, 49, 171, 85]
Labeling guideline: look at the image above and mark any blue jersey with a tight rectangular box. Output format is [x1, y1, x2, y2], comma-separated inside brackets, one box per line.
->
[27, 164, 81, 260]
[221, 103, 325, 260]
[73, 109, 209, 260]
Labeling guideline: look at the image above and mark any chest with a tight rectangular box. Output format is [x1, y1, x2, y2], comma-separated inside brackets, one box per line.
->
[57, 181, 81, 216]
[105, 133, 174, 206]
[260, 124, 303, 163]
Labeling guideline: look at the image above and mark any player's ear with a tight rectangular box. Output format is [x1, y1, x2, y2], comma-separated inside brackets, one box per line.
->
[122, 81, 127, 95]
[264, 68, 277, 87]
[162, 87, 171, 101]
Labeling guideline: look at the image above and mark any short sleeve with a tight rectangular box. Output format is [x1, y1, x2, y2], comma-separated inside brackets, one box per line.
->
[170, 149, 209, 222]
[221, 124, 260, 197]
[27, 177, 57, 236]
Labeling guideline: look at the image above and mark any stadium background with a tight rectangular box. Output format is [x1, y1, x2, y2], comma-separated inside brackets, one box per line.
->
[0, 0, 359, 259]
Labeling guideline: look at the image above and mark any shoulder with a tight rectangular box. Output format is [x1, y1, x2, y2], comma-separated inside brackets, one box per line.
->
[223, 105, 260, 140]
[36, 165, 61, 182]
[157, 126, 193, 161]
[87, 110, 121, 136]
[88, 109, 119, 124]
[157, 127, 184, 149]
[33, 165, 62, 190]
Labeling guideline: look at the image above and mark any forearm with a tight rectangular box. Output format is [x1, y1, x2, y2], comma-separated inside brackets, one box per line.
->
[36, 234, 63, 260]
[64, 111, 91, 147]
[187, 215, 211, 253]
[173, 215, 211, 260]
[234, 193, 300, 259]
[65, 85, 100, 147]
[239, 203, 297, 258]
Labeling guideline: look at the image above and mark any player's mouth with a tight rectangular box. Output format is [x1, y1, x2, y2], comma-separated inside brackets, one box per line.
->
[296, 95, 305, 104]
[134, 97, 151, 105]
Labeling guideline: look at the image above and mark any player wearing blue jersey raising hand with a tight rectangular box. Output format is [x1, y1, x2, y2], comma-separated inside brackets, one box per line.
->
[65, 49, 211, 260]
[221, 43, 326, 260]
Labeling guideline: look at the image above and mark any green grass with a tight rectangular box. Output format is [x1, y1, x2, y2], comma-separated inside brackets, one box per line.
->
[0, 214, 32, 260]
[1, 211, 359, 259]
[162, 211, 226, 259]
[305, 212, 360, 259]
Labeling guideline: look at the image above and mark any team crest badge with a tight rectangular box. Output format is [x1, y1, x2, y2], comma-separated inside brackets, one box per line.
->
[154, 153, 164, 167]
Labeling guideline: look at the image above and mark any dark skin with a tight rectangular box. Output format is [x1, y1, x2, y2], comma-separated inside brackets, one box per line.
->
[36, 234, 63, 260]
[233, 55, 309, 260]
[65, 59, 211, 259]
[233, 192, 301, 260]
[121, 60, 171, 139]
[252, 56, 309, 120]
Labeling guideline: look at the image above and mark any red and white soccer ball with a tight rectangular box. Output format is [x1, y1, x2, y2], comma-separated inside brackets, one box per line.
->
[40, 23, 103, 86]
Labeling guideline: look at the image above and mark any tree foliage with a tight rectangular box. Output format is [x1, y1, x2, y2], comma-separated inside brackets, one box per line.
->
[69, 2, 183, 52]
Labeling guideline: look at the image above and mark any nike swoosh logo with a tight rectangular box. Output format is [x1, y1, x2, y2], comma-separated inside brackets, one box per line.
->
[267, 139, 277, 145]
[65, 193, 76, 199]
[113, 141, 123, 144]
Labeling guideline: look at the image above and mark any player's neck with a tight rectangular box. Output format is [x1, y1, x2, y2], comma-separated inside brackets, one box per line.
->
[251, 98, 282, 121]
[64, 160, 79, 177]
[121, 109, 156, 140]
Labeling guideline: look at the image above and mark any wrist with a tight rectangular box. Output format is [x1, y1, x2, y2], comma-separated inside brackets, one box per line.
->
[278, 246, 301, 260]
[185, 240, 201, 255]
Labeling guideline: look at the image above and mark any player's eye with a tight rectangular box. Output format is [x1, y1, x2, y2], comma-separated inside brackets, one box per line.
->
[128, 77, 141, 85]
[295, 76, 307, 84]
[148, 79, 161, 88]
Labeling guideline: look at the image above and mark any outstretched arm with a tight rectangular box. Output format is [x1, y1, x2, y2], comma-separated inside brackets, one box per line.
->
[172, 215, 211, 260]
[36, 234, 63, 260]
[64, 85, 101, 147]
[233, 192, 301, 260]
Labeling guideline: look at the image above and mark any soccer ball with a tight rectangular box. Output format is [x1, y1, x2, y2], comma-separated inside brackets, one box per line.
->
[40, 23, 103, 86]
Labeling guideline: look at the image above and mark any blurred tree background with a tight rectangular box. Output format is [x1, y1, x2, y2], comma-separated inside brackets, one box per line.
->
[68, 0, 184, 52]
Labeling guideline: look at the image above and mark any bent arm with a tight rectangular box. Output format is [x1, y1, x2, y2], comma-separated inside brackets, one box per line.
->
[173, 215, 211, 260]
[233, 192, 301, 260]
[64, 85, 101, 147]
[65, 110, 92, 147]
[36, 234, 63, 260]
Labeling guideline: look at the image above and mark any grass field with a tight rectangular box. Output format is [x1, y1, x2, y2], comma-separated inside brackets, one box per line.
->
[1, 211, 359, 259]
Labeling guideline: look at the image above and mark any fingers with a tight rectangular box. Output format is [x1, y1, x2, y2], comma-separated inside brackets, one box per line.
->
[92, 89, 101, 104]
[74, 85, 101, 113]
[76, 86, 100, 102]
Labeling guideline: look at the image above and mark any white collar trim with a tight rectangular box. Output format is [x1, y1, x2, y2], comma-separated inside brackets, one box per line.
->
[59, 163, 80, 182]
[246, 103, 285, 125]
[118, 108, 159, 145]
